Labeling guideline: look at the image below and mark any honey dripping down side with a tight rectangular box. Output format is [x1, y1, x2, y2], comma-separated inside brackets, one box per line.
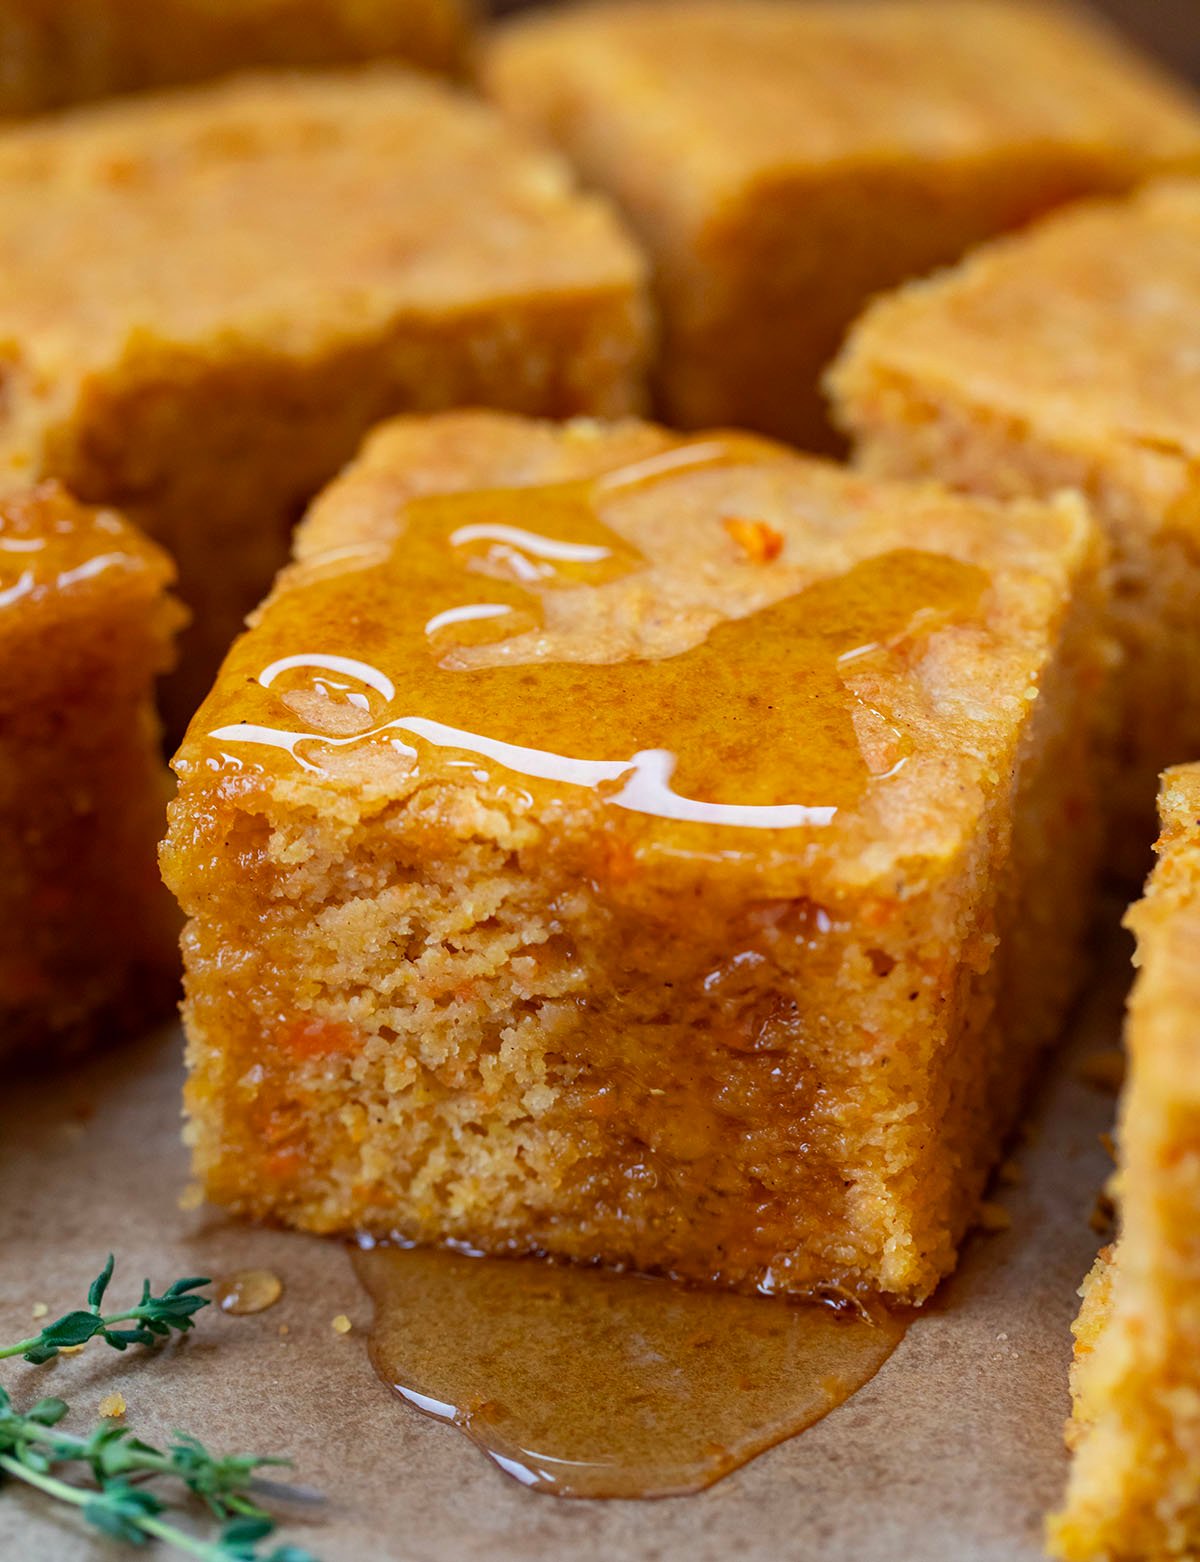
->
[201, 434, 987, 832]
[353, 1244, 910, 1500]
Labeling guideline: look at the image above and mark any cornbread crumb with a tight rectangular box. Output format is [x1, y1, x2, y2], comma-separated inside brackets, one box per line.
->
[98, 1393, 126, 1419]
[331, 1315, 352, 1336]
[30, 1303, 47, 1320]
[177, 1183, 204, 1213]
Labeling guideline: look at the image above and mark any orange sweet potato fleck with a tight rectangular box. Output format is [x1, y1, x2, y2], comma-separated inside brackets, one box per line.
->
[275, 1016, 361, 1060]
[263, 1147, 306, 1181]
[723, 515, 784, 563]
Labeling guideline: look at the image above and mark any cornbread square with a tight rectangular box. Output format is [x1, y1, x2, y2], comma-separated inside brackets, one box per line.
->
[0, 0, 473, 115]
[831, 181, 1200, 863]
[163, 410, 1108, 1303]
[0, 483, 181, 1061]
[484, 0, 1200, 452]
[0, 70, 649, 726]
[1049, 765, 1200, 1562]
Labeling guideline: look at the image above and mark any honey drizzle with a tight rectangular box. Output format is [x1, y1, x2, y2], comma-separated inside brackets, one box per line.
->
[0, 484, 159, 611]
[353, 1244, 909, 1500]
[198, 434, 986, 832]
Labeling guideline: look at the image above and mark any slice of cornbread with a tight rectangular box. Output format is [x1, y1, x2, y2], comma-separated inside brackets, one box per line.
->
[0, 0, 473, 115]
[0, 69, 649, 726]
[831, 180, 1200, 867]
[163, 410, 1108, 1303]
[484, 0, 1200, 452]
[0, 483, 181, 1061]
[1049, 765, 1200, 1562]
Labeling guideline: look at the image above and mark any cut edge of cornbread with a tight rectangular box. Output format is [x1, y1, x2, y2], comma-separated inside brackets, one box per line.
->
[164, 412, 1108, 1302]
[1049, 764, 1200, 1562]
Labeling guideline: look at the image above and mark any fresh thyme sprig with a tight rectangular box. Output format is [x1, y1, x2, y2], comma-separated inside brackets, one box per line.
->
[0, 1260, 321, 1560]
[0, 1391, 287, 1517]
[0, 1255, 210, 1364]
[0, 1389, 317, 1559]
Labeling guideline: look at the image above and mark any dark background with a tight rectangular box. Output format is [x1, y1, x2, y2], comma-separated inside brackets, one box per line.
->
[1095, 0, 1200, 83]
[493, 1, 1200, 88]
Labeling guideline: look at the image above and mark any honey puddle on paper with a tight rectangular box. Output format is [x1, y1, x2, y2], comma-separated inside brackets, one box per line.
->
[353, 1245, 908, 1500]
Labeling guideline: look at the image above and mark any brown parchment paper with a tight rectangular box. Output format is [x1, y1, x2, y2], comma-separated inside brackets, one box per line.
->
[0, 926, 1128, 1562]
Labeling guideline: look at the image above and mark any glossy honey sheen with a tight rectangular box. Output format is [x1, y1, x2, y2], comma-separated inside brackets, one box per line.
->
[354, 1243, 909, 1500]
[195, 436, 986, 832]
[0, 483, 166, 617]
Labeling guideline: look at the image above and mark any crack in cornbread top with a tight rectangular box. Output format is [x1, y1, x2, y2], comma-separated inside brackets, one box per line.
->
[187, 434, 987, 837]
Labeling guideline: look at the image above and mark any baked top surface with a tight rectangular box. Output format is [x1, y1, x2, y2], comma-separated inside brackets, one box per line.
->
[0, 481, 173, 633]
[0, 69, 640, 390]
[486, 0, 1200, 196]
[177, 412, 1096, 888]
[835, 179, 1200, 468]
